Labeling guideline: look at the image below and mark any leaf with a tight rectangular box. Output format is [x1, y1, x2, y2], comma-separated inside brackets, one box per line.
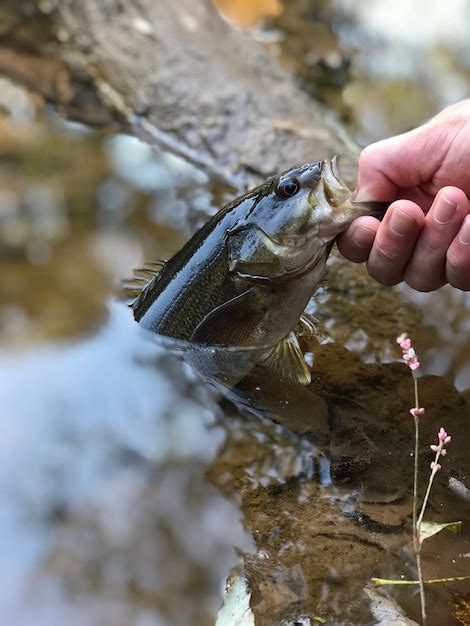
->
[419, 520, 462, 544]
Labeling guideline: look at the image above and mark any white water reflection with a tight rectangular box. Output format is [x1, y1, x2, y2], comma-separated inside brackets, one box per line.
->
[0, 303, 253, 626]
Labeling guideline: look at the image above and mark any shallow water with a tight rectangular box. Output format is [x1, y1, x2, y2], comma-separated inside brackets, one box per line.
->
[1, 1, 470, 625]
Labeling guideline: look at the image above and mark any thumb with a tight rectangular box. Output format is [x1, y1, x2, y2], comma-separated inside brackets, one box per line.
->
[355, 129, 423, 202]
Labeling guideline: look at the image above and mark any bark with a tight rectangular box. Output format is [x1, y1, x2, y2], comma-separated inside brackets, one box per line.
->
[0, 0, 359, 189]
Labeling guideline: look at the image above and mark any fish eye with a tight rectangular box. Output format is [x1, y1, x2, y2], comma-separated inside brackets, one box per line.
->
[275, 178, 299, 199]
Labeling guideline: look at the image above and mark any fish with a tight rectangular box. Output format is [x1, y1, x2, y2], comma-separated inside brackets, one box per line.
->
[128, 158, 388, 385]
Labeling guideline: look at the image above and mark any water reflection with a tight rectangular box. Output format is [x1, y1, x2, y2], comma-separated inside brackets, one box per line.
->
[0, 304, 253, 626]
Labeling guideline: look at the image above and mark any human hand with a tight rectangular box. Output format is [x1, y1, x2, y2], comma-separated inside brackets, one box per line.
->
[338, 100, 470, 291]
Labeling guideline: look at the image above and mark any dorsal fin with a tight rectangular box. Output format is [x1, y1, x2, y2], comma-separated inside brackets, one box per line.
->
[119, 260, 166, 306]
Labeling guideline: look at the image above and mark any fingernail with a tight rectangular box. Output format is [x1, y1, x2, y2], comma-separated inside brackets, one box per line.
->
[389, 208, 414, 237]
[434, 193, 457, 224]
[352, 225, 375, 248]
[459, 216, 470, 245]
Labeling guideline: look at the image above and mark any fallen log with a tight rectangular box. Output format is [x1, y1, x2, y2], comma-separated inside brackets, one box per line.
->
[0, 0, 359, 189]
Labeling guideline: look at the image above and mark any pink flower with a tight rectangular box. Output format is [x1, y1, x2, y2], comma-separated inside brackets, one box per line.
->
[396, 334, 421, 372]
[403, 348, 416, 361]
[430, 427, 451, 465]
[438, 428, 451, 444]
[410, 407, 425, 417]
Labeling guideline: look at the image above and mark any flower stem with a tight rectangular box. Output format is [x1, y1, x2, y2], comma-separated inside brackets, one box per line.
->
[416, 550, 426, 624]
[415, 449, 443, 622]
[412, 374, 426, 625]
[412, 375, 419, 551]
[412, 419, 419, 550]
[417, 464, 440, 535]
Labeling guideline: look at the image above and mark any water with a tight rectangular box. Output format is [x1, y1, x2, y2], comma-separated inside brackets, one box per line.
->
[1, 1, 470, 625]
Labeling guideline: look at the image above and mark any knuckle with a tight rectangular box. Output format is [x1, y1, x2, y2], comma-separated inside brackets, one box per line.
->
[374, 241, 400, 262]
[417, 234, 442, 256]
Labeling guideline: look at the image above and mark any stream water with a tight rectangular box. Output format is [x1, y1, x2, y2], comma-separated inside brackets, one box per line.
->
[1, 1, 469, 625]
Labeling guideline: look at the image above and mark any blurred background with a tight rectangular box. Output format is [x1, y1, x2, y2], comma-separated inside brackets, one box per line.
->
[1, 1, 469, 625]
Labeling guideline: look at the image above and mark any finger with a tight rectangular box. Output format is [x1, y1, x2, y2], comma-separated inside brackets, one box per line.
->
[337, 216, 380, 263]
[404, 187, 469, 291]
[366, 200, 425, 286]
[397, 187, 434, 213]
[446, 214, 470, 290]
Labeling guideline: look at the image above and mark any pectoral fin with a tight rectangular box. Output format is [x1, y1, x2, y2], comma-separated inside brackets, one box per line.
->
[261, 331, 312, 385]
[191, 288, 266, 346]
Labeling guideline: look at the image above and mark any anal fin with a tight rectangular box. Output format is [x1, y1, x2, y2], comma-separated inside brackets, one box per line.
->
[261, 331, 312, 385]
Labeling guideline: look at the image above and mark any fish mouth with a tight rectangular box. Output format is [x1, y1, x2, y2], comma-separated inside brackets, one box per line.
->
[312, 157, 390, 238]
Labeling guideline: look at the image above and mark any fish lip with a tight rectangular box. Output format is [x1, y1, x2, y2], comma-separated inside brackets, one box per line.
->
[322, 157, 391, 219]
[320, 157, 350, 198]
[306, 156, 350, 215]
[331, 155, 341, 179]
[322, 155, 345, 187]
[306, 157, 391, 239]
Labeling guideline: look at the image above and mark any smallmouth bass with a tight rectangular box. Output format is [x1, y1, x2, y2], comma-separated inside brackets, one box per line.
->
[129, 158, 388, 384]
